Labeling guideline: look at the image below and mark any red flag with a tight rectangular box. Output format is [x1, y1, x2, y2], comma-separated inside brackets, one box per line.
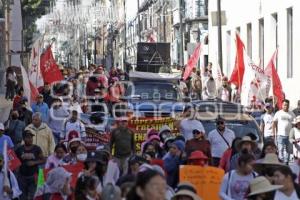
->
[183, 43, 201, 80]
[40, 46, 63, 84]
[229, 34, 245, 90]
[265, 49, 284, 109]
[7, 149, 21, 171]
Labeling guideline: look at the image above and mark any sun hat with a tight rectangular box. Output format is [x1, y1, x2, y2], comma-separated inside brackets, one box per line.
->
[238, 136, 256, 149]
[172, 182, 202, 200]
[247, 176, 283, 197]
[188, 151, 208, 160]
[254, 153, 286, 174]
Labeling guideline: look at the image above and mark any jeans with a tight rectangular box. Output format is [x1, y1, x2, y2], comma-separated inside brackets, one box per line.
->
[277, 135, 291, 163]
[17, 174, 36, 200]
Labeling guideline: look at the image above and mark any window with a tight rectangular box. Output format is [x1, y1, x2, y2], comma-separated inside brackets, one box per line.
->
[287, 8, 293, 78]
[247, 23, 252, 58]
[271, 13, 278, 70]
[259, 18, 264, 67]
[226, 31, 231, 75]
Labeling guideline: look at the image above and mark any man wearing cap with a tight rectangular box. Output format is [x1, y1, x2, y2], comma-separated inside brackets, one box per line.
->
[272, 99, 295, 164]
[180, 106, 205, 141]
[260, 103, 274, 141]
[15, 130, 45, 200]
[208, 117, 235, 167]
[25, 112, 56, 157]
[31, 94, 49, 123]
[0, 123, 14, 154]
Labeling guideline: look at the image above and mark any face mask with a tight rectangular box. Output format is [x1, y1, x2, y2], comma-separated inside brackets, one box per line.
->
[77, 153, 87, 161]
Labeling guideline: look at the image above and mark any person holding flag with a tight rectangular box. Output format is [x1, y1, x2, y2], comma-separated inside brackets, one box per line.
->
[0, 141, 22, 200]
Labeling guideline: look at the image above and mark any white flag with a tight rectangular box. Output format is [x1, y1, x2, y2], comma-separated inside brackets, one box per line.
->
[241, 54, 270, 107]
[28, 36, 44, 88]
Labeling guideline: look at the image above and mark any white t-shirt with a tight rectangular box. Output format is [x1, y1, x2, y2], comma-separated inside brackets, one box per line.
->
[273, 110, 296, 136]
[63, 120, 86, 139]
[208, 128, 235, 158]
[274, 190, 298, 200]
[180, 119, 205, 141]
[261, 113, 274, 137]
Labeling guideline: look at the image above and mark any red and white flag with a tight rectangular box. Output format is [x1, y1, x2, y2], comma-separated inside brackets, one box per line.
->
[265, 49, 284, 109]
[40, 45, 63, 84]
[21, 65, 39, 106]
[29, 37, 44, 88]
[230, 34, 270, 107]
[183, 43, 201, 80]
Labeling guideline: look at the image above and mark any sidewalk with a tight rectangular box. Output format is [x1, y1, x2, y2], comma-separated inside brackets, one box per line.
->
[0, 95, 12, 123]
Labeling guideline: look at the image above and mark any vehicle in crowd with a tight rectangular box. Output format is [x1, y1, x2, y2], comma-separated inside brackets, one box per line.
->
[192, 99, 263, 148]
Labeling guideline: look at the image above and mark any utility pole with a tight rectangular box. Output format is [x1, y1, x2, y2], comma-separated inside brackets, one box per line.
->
[137, 0, 141, 42]
[94, 26, 97, 64]
[217, 0, 223, 72]
[5, 0, 11, 67]
[178, 0, 184, 67]
[123, 0, 127, 69]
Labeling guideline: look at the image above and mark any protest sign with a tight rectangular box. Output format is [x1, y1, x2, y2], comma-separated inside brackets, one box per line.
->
[180, 165, 224, 200]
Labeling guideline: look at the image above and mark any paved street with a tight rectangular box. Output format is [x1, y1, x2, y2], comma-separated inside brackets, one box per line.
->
[0, 94, 12, 123]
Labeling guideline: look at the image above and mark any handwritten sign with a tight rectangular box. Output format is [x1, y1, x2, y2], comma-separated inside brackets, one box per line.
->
[85, 127, 111, 150]
[128, 117, 179, 152]
[180, 165, 224, 200]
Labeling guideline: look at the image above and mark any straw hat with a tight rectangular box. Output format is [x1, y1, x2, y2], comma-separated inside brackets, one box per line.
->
[293, 116, 300, 125]
[254, 153, 286, 174]
[247, 176, 283, 197]
[172, 182, 202, 200]
[238, 136, 256, 149]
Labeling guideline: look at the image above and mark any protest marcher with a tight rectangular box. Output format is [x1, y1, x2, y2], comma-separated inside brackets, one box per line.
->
[4, 111, 25, 147]
[257, 140, 278, 162]
[31, 94, 49, 123]
[180, 106, 205, 141]
[45, 143, 67, 169]
[110, 119, 135, 175]
[34, 167, 72, 200]
[260, 103, 274, 141]
[163, 140, 186, 188]
[75, 175, 100, 200]
[289, 116, 300, 159]
[16, 130, 45, 200]
[217, 76, 232, 102]
[126, 169, 167, 200]
[273, 166, 300, 199]
[219, 137, 242, 172]
[0, 123, 14, 154]
[247, 176, 283, 200]
[293, 100, 300, 117]
[25, 112, 56, 157]
[159, 125, 173, 144]
[62, 110, 86, 142]
[63, 131, 83, 164]
[18, 98, 33, 126]
[172, 182, 202, 200]
[219, 152, 256, 200]
[272, 99, 295, 164]
[40, 82, 53, 108]
[12, 88, 24, 111]
[0, 154, 22, 200]
[208, 116, 235, 167]
[185, 128, 211, 160]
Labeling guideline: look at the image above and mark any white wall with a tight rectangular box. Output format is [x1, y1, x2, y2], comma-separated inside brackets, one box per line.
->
[209, 0, 300, 107]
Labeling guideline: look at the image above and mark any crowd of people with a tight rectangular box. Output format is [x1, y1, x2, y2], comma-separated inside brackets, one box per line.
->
[1, 63, 300, 200]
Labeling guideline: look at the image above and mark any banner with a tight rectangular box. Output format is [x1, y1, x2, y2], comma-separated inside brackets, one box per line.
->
[7, 148, 21, 171]
[128, 117, 179, 152]
[180, 165, 225, 200]
[85, 127, 111, 150]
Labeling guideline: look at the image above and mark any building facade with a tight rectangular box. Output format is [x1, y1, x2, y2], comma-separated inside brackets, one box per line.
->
[209, 0, 300, 106]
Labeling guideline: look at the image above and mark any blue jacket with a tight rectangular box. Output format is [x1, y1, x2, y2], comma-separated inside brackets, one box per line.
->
[163, 152, 183, 188]
[31, 102, 49, 123]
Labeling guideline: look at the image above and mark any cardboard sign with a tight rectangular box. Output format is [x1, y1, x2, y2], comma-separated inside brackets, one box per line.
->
[128, 117, 179, 152]
[180, 165, 225, 200]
